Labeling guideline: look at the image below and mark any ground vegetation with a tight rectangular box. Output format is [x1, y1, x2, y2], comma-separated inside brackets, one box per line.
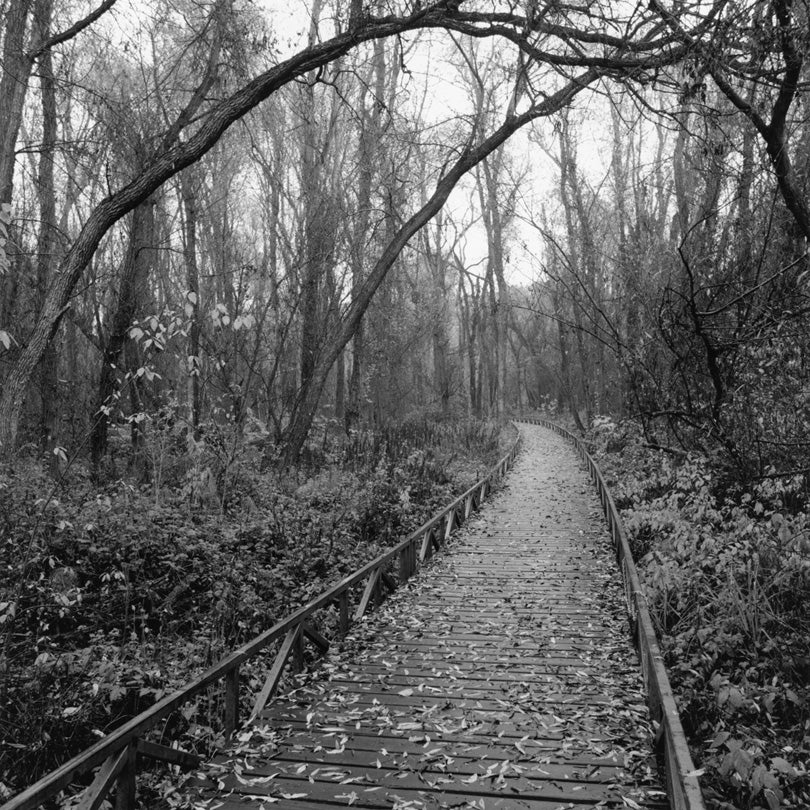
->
[590, 416, 810, 810]
[0, 416, 507, 798]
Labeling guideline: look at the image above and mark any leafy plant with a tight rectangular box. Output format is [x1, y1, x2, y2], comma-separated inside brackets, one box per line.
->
[0, 418, 508, 797]
[593, 420, 810, 809]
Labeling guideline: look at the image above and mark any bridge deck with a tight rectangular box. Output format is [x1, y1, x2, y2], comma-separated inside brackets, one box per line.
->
[188, 424, 668, 809]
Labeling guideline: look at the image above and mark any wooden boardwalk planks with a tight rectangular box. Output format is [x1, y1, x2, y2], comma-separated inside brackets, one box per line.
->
[186, 425, 669, 809]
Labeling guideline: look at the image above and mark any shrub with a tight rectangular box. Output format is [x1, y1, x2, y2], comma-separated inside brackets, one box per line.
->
[592, 421, 810, 809]
[0, 418, 508, 797]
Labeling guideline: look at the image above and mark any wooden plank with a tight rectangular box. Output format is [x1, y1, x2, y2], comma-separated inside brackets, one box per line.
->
[201, 767, 664, 807]
[398, 545, 409, 583]
[260, 708, 623, 742]
[419, 527, 433, 561]
[250, 720, 623, 750]
[327, 664, 619, 685]
[338, 592, 349, 636]
[201, 794, 651, 810]
[444, 508, 455, 539]
[292, 628, 305, 673]
[286, 683, 614, 706]
[322, 674, 613, 697]
[353, 569, 381, 621]
[224, 666, 239, 737]
[302, 620, 329, 653]
[250, 626, 301, 721]
[264, 727, 629, 762]
[380, 570, 397, 593]
[75, 749, 130, 810]
[215, 750, 629, 780]
[135, 739, 200, 770]
[114, 744, 136, 810]
[263, 746, 629, 777]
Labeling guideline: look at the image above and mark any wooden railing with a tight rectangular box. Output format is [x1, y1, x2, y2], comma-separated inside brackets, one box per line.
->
[1, 434, 521, 810]
[520, 418, 706, 810]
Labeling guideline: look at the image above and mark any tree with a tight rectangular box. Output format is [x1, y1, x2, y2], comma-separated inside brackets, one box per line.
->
[652, 0, 810, 241]
[0, 1, 719, 458]
[0, 0, 118, 330]
[280, 69, 600, 462]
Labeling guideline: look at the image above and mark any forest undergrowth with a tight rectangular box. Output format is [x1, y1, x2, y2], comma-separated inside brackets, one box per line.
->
[589, 417, 810, 810]
[0, 417, 510, 800]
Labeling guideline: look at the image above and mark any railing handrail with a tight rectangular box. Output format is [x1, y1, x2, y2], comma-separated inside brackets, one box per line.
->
[1, 430, 522, 810]
[520, 417, 706, 810]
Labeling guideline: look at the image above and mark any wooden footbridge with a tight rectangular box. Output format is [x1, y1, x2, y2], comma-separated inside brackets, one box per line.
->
[2, 422, 705, 810]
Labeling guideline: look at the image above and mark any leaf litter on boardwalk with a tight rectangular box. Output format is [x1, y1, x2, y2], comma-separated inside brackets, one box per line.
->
[178, 427, 667, 808]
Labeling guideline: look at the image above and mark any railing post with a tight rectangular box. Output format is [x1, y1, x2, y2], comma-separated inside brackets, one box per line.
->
[420, 528, 433, 561]
[338, 591, 349, 636]
[224, 666, 239, 738]
[399, 545, 410, 583]
[115, 743, 136, 810]
[293, 627, 305, 672]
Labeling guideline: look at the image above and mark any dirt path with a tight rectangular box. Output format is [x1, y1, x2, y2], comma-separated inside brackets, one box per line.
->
[186, 424, 668, 809]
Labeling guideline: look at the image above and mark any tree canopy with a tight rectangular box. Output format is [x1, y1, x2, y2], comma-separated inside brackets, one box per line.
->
[2, 0, 807, 468]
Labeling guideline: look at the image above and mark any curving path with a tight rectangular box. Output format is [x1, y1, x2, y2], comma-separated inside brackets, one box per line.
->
[187, 424, 668, 809]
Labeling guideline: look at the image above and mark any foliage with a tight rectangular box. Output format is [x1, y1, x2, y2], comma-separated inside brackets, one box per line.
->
[590, 417, 810, 810]
[0, 418, 507, 798]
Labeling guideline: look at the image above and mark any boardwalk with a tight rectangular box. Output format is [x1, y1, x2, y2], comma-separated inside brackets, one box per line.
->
[188, 424, 668, 809]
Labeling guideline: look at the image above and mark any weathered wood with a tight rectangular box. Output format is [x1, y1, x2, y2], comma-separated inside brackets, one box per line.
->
[353, 568, 381, 621]
[398, 545, 410, 583]
[292, 626, 305, 672]
[135, 739, 200, 770]
[75, 749, 130, 810]
[223, 666, 239, 737]
[464, 491, 474, 519]
[206, 765, 652, 804]
[378, 569, 396, 593]
[337, 592, 349, 636]
[266, 744, 626, 774]
[419, 527, 433, 561]
[114, 745, 136, 810]
[258, 727, 625, 761]
[250, 627, 301, 721]
[444, 508, 455, 539]
[302, 620, 329, 653]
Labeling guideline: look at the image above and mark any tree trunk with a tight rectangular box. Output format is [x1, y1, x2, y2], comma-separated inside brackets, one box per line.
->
[280, 72, 598, 462]
[0, 0, 35, 206]
[554, 289, 585, 432]
[557, 118, 594, 424]
[0, 10, 457, 458]
[181, 175, 202, 436]
[346, 38, 385, 432]
[478, 157, 510, 416]
[456, 266, 481, 417]
[0, 0, 35, 335]
[89, 196, 156, 475]
[35, 3, 59, 462]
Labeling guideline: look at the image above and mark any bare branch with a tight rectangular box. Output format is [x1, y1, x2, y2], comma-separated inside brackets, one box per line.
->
[28, 0, 118, 59]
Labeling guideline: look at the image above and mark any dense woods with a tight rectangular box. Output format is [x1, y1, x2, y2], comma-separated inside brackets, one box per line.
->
[1, 0, 809, 807]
